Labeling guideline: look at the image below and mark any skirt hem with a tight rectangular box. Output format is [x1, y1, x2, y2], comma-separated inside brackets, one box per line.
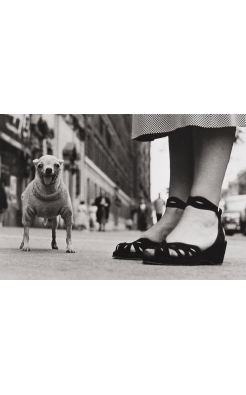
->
[133, 125, 238, 142]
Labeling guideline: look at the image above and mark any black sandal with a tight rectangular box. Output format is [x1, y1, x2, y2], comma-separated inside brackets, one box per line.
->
[143, 196, 227, 266]
[112, 197, 186, 260]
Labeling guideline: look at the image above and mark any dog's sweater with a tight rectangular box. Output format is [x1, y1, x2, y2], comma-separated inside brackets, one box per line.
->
[22, 179, 73, 226]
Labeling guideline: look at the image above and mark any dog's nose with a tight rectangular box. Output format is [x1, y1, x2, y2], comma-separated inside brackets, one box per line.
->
[45, 168, 52, 175]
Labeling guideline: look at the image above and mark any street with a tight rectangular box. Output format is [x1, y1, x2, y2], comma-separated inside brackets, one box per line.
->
[0, 227, 246, 280]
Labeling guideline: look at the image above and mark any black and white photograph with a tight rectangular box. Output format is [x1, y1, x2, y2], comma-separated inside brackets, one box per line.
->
[0, 114, 246, 279]
[1, 1, 246, 394]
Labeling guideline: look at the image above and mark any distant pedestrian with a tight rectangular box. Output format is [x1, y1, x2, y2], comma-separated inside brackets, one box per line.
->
[137, 198, 149, 231]
[126, 218, 133, 230]
[0, 179, 8, 228]
[77, 201, 88, 230]
[154, 193, 165, 222]
[94, 191, 111, 231]
[89, 200, 98, 231]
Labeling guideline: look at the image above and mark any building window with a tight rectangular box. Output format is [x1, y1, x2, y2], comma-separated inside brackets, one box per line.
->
[106, 130, 111, 148]
[95, 141, 99, 166]
[86, 134, 90, 157]
[100, 117, 105, 136]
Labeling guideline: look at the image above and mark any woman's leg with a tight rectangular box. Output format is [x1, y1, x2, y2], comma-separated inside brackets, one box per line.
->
[139, 127, 194, 243]
[166, 127, 236, 250]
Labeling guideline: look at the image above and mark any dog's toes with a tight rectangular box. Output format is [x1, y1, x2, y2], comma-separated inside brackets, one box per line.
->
[22, 247, 30, 252]
[66, 249, 75, 253]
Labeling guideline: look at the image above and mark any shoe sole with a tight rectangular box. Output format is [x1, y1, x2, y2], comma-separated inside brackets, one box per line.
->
[142, 258, 223, 266]
[112, 255, 143, 261]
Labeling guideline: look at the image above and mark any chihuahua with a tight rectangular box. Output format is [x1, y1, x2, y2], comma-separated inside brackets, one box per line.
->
[20, 155, 75, 253]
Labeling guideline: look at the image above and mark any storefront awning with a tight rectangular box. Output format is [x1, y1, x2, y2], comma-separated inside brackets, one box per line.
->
[62, 142, 80, 161]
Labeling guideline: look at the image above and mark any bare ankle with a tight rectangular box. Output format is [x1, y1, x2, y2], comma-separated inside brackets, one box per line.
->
[165, 207, 184, 217]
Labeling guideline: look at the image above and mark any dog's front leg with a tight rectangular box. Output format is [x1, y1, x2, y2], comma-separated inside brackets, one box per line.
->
[51, 217, 58, 249]
[21, 226, 30, 251]
[66, 225, 75, 253]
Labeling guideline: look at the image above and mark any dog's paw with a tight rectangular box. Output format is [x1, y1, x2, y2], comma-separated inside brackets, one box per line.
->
[22, 246, 30, 252]
[20, 242, 24, 249]
[51, 242, 58, 250]
[66, 248, 75, 253]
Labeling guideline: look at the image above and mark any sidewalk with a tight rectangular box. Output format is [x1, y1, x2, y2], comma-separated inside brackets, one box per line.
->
[0, 227, 246, 280]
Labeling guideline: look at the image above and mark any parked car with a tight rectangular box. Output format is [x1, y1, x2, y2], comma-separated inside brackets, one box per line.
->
[222, 195, 246, 235]
[241, 204, 246, 236]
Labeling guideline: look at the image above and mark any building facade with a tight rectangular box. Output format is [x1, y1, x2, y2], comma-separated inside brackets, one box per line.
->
[222, 170, 246, 199]
[0, 115, 32, 226]
[0, 114, 151, 229]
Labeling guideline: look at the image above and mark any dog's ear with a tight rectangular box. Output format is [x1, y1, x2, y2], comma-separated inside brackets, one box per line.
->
[33, 159, 39, 166]
[58, 159, 64, 165]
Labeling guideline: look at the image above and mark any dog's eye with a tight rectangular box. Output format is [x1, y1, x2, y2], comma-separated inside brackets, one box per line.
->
[38, 164, 43, 168]
[54, 164, 60, 168]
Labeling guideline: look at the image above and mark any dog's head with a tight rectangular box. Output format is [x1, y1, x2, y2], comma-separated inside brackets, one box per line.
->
[33, 155, 64, 186]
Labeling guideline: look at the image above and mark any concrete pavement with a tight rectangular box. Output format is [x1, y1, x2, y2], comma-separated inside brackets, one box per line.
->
[0, 227, 246, 279]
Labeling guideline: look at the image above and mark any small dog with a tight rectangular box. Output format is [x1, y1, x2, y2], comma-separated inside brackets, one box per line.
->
[20, 155, 75, 253]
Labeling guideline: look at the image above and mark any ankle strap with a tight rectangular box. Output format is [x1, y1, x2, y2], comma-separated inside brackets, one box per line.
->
[166, 197, 186, 210]
[186, 196, 222, 218]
